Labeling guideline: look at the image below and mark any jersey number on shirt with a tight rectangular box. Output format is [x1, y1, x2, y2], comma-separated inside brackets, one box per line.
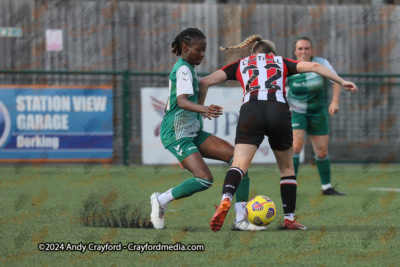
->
[242, 63, 282, 91]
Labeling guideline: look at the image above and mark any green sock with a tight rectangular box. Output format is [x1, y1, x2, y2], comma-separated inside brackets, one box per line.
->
[315, 155, 331, 186]
[171, 177, 213, 200]
[235, 172, 249, 203]
[293, 153, 300, 175]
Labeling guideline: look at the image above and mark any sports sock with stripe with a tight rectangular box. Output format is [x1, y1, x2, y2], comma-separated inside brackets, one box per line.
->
[315, 155, 331, 189]
[227, 157, 250, 203]
[221, 167, 244, 201]
[293, 153, 300, 175]
[235, 172, 250, 203]
[280, 176, 297, 220]
[170, 177, 213, 200]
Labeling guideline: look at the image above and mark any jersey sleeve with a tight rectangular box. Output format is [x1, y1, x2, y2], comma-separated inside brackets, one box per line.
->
[176, 65, 194, 97]
[283, 58, 299, 76]
[221, 60, 240, 80]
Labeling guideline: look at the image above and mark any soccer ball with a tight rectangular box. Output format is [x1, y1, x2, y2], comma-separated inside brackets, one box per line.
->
[245, 195, 276, 226]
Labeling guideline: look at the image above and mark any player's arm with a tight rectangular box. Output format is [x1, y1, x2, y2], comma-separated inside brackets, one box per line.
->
[198, 70, 228, 105]
[177, 95, 222, 118]
[329, 82, 341, 116]
[296, 62, 358, 93]
[176, 66, 222, 118]
[198, 59, 239, 108]
[319, 58, 341, 116]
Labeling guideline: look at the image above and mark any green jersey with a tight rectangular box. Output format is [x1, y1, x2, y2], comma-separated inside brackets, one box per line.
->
[160, 58, 202, 148]
[287, 57, 337, 114]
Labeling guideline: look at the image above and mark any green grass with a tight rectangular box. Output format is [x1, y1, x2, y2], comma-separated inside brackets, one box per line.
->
[0, 164, 399, 266]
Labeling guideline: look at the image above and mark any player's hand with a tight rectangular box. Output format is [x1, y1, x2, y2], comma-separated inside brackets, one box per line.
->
[341, 81, 358, 93]
[329, 102, 339, 116]
[201, 113, 212, 120]
[205, 104, 223, 118]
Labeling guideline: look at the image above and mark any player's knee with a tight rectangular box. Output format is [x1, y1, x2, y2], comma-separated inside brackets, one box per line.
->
[293, 143, 303, 153]
[316, 149, 328, 158]
[195, 171, 213, 182]
[293, 147, 302, 154]
[204, 174, 213, 182]
[280, 166, 295, 177]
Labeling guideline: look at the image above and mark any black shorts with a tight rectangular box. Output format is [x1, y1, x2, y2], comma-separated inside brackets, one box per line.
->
[235, 101, 293, 151]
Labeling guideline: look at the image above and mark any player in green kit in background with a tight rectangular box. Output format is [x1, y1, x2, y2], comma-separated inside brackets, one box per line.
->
[150, 28, 265, 231]
[287, 37, 344, 195]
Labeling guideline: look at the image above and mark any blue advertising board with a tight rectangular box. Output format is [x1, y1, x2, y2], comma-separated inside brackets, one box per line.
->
[0, 85, 113, 162]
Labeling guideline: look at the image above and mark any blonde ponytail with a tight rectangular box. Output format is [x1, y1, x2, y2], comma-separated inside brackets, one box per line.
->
[220, 35, 262, 51]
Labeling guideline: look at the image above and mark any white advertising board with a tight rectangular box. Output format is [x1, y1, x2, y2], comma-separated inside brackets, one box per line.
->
[46, 29, 63, 51]
[141, 87, 304, 164]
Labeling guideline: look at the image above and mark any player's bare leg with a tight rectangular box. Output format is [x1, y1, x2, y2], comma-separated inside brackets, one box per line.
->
[181, 152, 214, 181]
[210, 144, 257, 231]
[200, 136, 265, 231]
[198, 135, 233, 162]
[293, 129, 306, 175]
[274, 148, 306, 230]
[311, 135, 345, 196]
[151, 153, 213, 229]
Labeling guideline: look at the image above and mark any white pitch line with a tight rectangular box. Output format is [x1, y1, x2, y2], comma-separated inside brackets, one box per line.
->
[369, 188, 400, 192]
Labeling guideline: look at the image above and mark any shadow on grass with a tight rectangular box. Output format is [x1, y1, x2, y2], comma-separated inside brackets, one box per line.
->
[79, 193, 153, 229]
[313, 224, 388, 232]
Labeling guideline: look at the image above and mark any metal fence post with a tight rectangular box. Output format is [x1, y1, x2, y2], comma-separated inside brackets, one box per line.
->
[123, 70, 131, 165]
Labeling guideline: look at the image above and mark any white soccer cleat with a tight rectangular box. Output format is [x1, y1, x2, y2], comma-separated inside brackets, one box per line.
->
[232, 218, 267, 231]
[150, 193, 167, 229]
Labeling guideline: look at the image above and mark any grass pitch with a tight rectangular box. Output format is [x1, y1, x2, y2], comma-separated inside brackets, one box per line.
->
[0, 163, 399, 266]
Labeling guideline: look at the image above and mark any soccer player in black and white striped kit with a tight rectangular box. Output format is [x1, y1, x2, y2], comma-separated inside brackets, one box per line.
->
[199, 35, 358, 231]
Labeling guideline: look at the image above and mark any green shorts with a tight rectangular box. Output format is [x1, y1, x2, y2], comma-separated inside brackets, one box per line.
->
[166, 130, 212, 162]
[291, 110, 329, 135]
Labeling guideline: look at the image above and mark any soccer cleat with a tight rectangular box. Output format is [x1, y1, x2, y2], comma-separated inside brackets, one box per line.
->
[280, 218, 307, 230]
[322, 187, 346, 196]
[210, 198, 231, 232]
[150, 193, 167, 229]
[232, 218, 267, 231]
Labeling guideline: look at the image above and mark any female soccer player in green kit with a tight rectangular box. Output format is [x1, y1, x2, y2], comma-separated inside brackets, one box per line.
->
[150, 28, 265, 231]
[288, 37, 345, 195]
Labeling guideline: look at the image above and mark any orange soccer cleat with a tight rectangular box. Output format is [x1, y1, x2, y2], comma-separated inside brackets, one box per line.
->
[280, 218, 307, 230]
[210, 198, 231, 232]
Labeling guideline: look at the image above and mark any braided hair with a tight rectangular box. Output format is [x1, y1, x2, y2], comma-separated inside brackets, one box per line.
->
[220, 35, 276, 55]
[171, 28, 206, 56]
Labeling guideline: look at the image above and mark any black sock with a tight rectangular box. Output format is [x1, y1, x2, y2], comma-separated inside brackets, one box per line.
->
[280, 176, 297, 216]
[222, 167, 244, 200]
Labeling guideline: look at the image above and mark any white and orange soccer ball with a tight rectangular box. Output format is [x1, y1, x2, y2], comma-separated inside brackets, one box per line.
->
[245, 195, 276, 226]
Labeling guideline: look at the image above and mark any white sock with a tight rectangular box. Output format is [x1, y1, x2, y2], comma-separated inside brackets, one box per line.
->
[322, 183, 332, 190]
[157, 188, 174, 205]
[235, 202, 247, 222]
[222, 193, 233, 202]
[284, 213, 295, 221]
